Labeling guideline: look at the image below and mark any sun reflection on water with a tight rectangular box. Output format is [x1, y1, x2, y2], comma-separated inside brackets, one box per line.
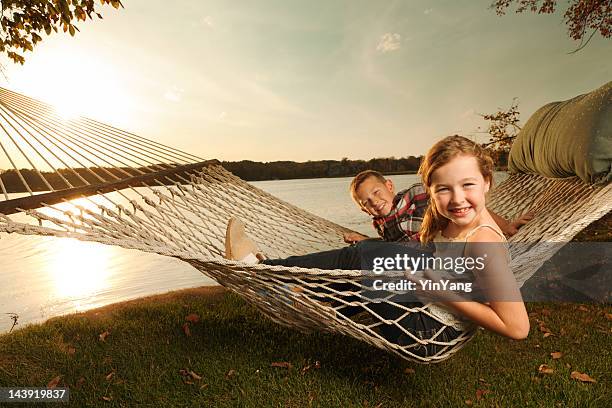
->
[49, 238, 111, 306]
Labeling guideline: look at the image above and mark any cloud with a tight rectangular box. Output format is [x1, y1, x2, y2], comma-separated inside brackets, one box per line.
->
[201, 16, 214, 28]
[460, 108, 477, 119]
[376, 33, 401, 53]
[164, 86, 184, 102]
[424, 8, 433, 15]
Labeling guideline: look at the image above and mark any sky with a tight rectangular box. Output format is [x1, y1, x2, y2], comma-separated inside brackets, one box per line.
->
[0, 0, 610, 162]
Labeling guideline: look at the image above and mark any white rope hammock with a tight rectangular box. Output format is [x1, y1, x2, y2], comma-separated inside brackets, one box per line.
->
[0, 87, 610, 363]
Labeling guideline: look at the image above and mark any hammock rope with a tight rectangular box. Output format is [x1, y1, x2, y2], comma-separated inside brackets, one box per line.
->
[0, 87, 610, 363]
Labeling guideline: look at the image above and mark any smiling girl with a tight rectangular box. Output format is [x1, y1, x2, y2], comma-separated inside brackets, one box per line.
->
[417, 135, 530, 340]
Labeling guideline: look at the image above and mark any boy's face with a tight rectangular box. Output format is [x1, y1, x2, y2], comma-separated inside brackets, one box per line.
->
[354, 176, 396, 217]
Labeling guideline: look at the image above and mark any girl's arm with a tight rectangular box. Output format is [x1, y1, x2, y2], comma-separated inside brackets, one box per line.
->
[440, 228, 530, 339]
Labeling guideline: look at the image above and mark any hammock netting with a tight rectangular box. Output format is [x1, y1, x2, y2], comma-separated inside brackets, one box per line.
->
[0, 87, 610, 363]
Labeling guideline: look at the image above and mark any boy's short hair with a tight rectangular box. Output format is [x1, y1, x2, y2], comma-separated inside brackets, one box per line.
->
[349, 170, 387, 202]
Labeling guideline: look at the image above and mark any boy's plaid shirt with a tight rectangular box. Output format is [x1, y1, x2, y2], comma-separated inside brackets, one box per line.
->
[372, 183, 429, 242]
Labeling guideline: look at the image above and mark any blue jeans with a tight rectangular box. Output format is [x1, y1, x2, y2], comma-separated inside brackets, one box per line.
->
[262, 240, 462, 357]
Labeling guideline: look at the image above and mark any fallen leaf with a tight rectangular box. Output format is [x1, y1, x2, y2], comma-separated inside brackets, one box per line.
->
[604, 313, 612, 321]
[99, 331, 110, 342]
[105, 371, 115, 381]
[565, 363, 571, 369]
[301, 364, 312, 375]
[476, 389, 491, 400]
[185, 313, 200, 323]
[543, 332, 553, 338]
[67, 347, 76, 355]
[200, 383, 209, 389]
[184, 380, 194, 385]
[76, 377, 85, 388]
[225, 369, 236, 379]
[404, 368, 415, 374]
[570, 371, 596, 383]
[538, 364, 554, 375]
[551, 352, 563, 359]
[271, 361, 293, 370]
[314, 361, 321, 369]
[182, 322, 191, 337]
[478, 378, 491, 387]
[47, 376, 61, 388]
[102, 396, 112, 402]
[538, 323, 553, 337]
[465, 400, 473, 406]
[577, 305, 589, 312]
[188, 370, 202, 381]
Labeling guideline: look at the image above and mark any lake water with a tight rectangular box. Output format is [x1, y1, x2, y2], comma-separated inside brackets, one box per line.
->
[0, 173, 507, 333]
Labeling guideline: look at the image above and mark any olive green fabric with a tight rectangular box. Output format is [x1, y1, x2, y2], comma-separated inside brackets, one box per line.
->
[508, 81, 611, 184]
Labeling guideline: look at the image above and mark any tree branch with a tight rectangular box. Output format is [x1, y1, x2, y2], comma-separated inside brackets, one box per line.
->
[568, 28, 599, 54]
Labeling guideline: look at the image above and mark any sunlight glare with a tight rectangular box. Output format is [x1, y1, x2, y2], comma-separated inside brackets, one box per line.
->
[49, 238, 111, 303]
[54, 99, 82, 120]
[9, 44, 134, 127]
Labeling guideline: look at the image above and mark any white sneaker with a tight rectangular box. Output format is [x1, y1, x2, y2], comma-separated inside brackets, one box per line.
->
[225, 217, 261, 264]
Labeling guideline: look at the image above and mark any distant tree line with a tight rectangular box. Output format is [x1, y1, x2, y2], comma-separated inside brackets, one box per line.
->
[221, 156, 423, 181]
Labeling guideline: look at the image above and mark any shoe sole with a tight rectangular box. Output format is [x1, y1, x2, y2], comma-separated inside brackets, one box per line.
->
[225, 216, 258, 260]
[225, 217, 237, 259]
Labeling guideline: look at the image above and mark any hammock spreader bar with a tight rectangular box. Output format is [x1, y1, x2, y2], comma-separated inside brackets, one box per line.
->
[0, 159, 218, 215]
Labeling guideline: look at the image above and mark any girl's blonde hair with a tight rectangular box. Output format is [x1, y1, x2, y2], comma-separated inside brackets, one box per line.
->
[418, 135, 494, 244]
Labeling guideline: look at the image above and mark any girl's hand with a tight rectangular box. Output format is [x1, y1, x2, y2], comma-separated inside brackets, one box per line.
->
[343, 232, 369, 244]
[506, 211, 535, 236]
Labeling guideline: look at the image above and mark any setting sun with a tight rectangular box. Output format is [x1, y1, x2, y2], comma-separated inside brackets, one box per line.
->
[7, 44, 134, 126]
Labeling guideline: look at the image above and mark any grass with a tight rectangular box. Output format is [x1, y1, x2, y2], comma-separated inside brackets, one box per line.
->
[572, 212, 612, 242]
[0, 287, 610, 407]
[0, 215, 610, 407]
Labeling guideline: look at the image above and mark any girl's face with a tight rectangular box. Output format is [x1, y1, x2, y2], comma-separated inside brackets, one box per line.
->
[430, 154, 490, 232]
